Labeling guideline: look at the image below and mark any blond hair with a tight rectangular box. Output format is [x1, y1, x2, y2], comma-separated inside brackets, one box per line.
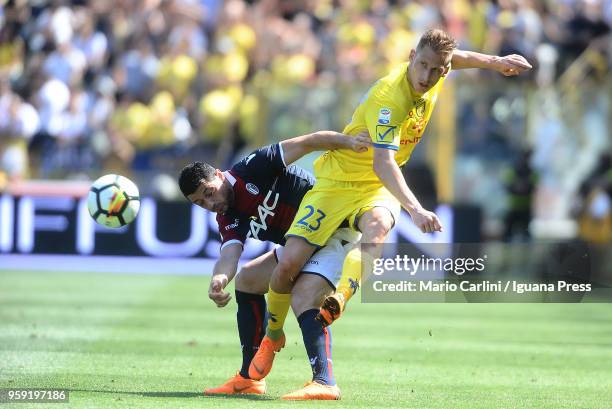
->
[416, 29, 457, 57]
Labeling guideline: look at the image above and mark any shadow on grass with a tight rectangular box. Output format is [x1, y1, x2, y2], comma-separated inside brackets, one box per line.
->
[202, 394, 275, 401]
[68, 389, 275, 401]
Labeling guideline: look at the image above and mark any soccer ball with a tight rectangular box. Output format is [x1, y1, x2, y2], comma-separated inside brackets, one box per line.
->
[87, 174, 140, 228]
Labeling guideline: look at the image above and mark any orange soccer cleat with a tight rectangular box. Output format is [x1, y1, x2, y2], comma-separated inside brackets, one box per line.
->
[281, 381, 341, 400]
[316, 291, 347, 327]
[203, 372, 266, 395]
[248, 334, 286, 380]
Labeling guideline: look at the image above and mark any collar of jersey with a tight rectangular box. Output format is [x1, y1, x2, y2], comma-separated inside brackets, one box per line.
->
[224, 171, 236, 186]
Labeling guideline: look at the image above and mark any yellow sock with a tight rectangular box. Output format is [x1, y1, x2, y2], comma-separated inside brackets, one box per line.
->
[266, 288, 291, 340]
[336, 247, 374, 302]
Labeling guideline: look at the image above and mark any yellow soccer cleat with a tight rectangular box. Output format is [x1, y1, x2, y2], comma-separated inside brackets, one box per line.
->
[203, 372, 266, 395]
[248, 334, 286, 380]
[316, 291, 346, 327]
[281, 381, 341, 400]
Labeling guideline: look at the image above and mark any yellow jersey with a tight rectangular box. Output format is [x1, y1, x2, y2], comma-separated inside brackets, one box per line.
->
[314, 62, 447, 182]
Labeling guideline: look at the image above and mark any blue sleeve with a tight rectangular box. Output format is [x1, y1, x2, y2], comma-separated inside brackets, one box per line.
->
[234, 143, 286, 177]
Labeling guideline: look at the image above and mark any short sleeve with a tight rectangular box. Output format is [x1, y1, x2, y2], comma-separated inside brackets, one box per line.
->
[233, 143, 286, 177]
[363, 95, 403, 151]
[216, 213, 249, 250]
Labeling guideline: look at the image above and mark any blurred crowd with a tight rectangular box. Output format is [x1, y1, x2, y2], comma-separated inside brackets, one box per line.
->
[0, 0, 611, 238]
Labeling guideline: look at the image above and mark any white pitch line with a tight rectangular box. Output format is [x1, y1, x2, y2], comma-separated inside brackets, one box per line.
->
[0, 255, 223, 275]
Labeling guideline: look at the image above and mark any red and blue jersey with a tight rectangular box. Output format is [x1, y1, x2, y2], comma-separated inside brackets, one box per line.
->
[217, 143, 315, 249]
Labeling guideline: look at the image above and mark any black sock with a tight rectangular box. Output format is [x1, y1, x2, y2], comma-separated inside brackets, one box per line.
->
[235, 290, 266, 379]
[298, 309, 335, 386]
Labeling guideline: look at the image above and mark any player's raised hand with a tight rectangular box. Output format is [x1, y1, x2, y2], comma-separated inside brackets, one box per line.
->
[351, 131, 371, 153]
[495, 54, 532, 76]
[409, 207, 443, 234]
[208, 274, 231, 308]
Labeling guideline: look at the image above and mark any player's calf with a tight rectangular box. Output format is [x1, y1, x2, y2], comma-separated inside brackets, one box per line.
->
[320, 208, 392, 326]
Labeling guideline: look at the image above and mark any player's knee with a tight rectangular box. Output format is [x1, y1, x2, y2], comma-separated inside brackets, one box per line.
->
[274, 258, 301, 282]
[291, 279, 322, 316]
[291, 274, 331, 316]
[361, 214, 393, 243]
[235, 269, 267, 294]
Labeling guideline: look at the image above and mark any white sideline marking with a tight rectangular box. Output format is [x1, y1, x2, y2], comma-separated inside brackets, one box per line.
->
[0, 255, 220, 275]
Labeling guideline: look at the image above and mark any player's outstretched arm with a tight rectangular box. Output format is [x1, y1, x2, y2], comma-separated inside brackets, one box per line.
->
[451, 49, 532, 76]
[280, 130, 370, 165]
[208, 243, 243, 308]
[373, 148, 442, 233]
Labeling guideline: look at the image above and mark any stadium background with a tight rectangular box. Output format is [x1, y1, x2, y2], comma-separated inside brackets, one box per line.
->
[1, 0, 612, 407]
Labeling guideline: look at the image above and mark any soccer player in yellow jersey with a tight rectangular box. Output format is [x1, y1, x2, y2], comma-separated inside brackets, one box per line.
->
[249, 29, 532, 386]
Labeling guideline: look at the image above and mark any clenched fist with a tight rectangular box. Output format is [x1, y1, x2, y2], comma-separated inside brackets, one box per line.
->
[208, 274, 231, 308]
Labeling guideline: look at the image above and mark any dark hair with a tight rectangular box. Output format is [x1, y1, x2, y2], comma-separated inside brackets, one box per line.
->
[416, 29, 457, 57]
[178, 161, 216, 197]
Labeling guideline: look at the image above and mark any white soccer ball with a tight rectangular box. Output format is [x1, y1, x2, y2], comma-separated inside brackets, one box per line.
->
[87, 174, 140, 228]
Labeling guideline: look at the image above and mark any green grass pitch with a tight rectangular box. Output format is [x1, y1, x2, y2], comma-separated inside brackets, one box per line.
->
[1, 270, 612, 408]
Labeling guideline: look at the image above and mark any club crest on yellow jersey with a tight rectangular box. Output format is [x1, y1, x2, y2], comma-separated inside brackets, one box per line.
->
[401, 98, 427, 144]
